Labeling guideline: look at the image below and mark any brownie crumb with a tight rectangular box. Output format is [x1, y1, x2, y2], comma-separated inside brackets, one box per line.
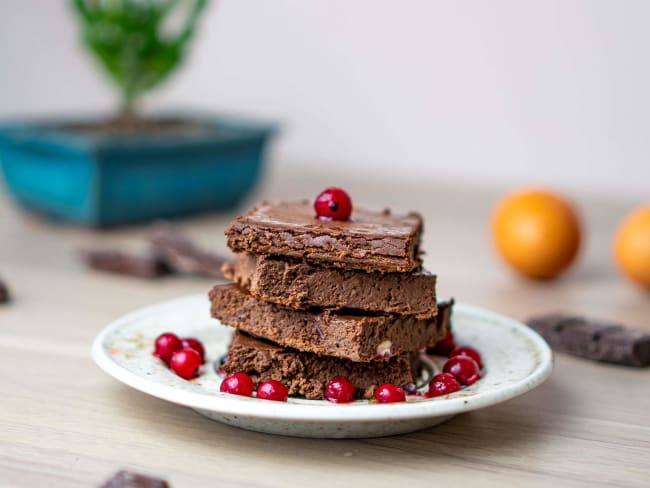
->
[313, 323, 325, 339]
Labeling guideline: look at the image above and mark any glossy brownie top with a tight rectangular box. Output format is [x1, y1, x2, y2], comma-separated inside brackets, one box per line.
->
[225, 201, 423, 273]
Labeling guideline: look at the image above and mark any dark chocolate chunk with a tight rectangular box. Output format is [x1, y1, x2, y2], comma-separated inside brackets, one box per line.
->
[0, 278, 9, 303]
[436, 298, 454, 331]
[527, 313, 650, 367]
[82, 250, 172, 279]
[100, 470, 169, 488]
[149, 222, 231, 279]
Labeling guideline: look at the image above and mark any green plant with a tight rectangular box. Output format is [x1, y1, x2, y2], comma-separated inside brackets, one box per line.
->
[71, 0, 207, 116]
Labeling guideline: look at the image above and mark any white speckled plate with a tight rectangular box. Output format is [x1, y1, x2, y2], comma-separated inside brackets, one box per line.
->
[92, 295, 552, 438]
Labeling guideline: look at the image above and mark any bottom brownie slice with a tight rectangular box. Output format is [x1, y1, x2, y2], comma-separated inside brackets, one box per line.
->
[221, 331, 420, 400]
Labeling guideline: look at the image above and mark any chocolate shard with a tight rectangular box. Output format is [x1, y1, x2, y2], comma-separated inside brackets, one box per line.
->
[100, 470, 170, 488]
[436, 298, 454, 331]
[527, 313, 650, 367]
[0, 278, 9, 303]
[149, 222, 231, 279]
[82, 250, 172, 279]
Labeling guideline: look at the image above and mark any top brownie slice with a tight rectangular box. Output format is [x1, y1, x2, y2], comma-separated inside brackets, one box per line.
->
[225, 201, 423, 273]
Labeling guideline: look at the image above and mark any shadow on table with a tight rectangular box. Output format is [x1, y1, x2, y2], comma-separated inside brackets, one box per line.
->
[107, 372, 571, 472]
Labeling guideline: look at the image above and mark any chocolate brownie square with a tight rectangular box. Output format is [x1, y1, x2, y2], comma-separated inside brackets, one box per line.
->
[222, 331, 420, 400]
[209, 284, 446, 362]
[225, 201, 423, 273]
[223, 253, 437, 317]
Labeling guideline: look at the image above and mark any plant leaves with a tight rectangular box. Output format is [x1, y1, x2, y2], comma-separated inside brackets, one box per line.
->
[70, 0, 208, 113]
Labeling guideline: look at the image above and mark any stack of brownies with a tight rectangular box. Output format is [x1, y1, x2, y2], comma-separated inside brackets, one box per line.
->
[209, 201, 449, 399]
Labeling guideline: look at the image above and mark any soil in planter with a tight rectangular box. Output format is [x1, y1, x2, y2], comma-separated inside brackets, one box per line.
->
[56, 116, 214, 138]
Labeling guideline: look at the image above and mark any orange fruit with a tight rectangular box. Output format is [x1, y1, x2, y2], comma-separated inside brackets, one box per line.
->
[614, 206, 650, 290]
[492, 189, 581, 280]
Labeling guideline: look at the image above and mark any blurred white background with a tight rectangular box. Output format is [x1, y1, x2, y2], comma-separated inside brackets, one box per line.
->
[1, 0, 649, 198]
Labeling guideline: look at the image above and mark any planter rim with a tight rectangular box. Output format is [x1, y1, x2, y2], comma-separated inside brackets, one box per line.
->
[0, 112, 278, 153]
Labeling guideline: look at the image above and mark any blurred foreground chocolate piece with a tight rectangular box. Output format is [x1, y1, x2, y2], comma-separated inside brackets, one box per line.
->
[0, 278, 9, 303]
[150, 222, 230, 279]
[527, 313, 650, 367]
[100, 470, 169, 488]
[83, 250, 172, 279]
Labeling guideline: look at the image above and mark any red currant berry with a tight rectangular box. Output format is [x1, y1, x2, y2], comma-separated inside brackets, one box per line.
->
[450, 346, 483, 369]
[314, 187, 353, 221]
[153, 332, 182, 364]
[427, 331, 456, 356]
[324, 376, 355, 403]
[169, 348, 202, 380]
[443, 356, 480, 385]
[466, 374, 481, 386]
[426, 373, 461, 398]
[220, 372, 255, 397]
[181, 337, 205, 363]
[256, 380, 289, 401]
[374, 384, 406, 403]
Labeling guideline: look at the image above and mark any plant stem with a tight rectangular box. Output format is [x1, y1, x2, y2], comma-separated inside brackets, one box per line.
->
[120, 88, 138, 120]
[117, 104, 137, 124]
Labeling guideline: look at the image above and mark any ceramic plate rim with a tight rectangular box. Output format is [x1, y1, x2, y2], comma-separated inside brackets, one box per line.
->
[92, 294, 553, 422]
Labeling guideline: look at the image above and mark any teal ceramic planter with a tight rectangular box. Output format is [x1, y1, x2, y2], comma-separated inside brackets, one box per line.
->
[0, 114, 275, 226]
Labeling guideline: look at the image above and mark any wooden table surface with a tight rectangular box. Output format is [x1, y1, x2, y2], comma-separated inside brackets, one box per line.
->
[1, 170, 648, 488]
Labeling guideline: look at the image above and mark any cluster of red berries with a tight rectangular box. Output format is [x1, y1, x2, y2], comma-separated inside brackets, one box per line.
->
[153, 333, 205, 380]
[425, 331, 483, 398]
[220, 373, 289, 401]
[219, 372, 406, 404]
[324, 377, 408, 404]
[153, 334, 290, 401]
[155, 327, 482, 403]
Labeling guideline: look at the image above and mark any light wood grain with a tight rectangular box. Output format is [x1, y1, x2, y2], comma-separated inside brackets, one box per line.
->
[0, 169, 649, 488]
